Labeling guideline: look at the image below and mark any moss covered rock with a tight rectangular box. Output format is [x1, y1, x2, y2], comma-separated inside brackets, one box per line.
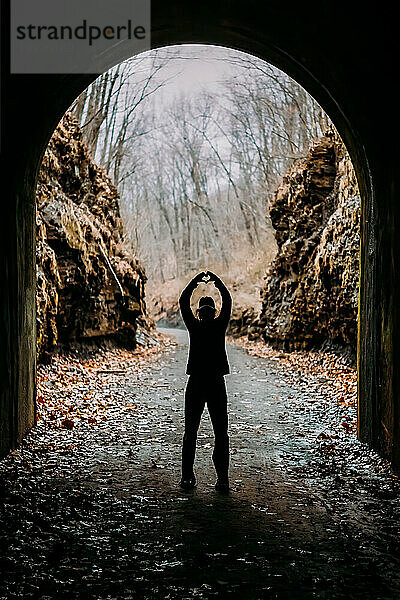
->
[257, 130, 360, 351]
[36, 112, 150, 361]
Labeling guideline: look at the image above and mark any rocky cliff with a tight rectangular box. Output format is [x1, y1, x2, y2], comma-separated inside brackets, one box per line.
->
[256, 129, 360, 352]
[36, 112, 149, 361]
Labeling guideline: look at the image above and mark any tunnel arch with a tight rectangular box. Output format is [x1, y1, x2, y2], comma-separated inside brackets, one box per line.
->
[3, 2, 397, 469]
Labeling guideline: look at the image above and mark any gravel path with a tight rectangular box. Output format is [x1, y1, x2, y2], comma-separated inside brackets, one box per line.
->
[0, 328, 399, 600]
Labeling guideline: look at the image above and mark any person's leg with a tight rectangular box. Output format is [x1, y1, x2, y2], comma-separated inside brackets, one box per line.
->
[207, 377, 229, 485]
[182, 376, 205, 482]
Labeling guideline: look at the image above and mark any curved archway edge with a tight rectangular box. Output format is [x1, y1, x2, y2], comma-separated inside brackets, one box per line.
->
[1, 1, 399, 469]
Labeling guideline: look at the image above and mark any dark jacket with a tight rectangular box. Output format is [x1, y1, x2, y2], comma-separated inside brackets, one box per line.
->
[179, 277, 232, 376]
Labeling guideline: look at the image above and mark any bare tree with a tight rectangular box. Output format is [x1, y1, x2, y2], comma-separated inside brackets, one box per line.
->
[71, 46, 331, 288]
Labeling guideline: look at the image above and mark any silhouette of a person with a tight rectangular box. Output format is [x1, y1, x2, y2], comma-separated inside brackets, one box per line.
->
[179, 270, 232, 492]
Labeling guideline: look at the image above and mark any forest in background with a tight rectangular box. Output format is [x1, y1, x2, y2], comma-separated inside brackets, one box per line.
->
[70, 46, 330, 318]
[35, 44, 360, 361]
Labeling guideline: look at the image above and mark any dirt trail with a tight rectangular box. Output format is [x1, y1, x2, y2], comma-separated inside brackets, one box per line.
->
[0, 329, 399, 599]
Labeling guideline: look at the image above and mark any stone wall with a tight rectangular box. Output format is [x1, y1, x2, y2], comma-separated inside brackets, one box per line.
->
[36, 112, 149, 361]
[256, 129, 360, 352]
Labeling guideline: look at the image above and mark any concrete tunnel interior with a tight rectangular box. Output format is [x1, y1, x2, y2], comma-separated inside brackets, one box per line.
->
[1, 1, 399, 471]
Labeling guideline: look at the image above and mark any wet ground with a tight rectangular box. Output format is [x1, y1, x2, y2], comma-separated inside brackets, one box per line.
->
[0, 328, 399, 599]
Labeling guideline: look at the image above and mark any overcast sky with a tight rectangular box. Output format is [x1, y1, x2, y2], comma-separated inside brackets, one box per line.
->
[129, 44, 257, 108]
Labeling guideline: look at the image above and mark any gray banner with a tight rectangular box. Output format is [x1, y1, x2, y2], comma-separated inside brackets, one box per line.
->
[11, 0, 151, 74]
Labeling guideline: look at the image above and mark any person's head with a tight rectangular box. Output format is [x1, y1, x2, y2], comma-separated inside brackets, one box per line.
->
[196, 296, 216, 321]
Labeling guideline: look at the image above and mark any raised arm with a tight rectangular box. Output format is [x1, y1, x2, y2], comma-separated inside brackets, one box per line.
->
[207, 271, 232, 327]
[179, 272, 205, 328]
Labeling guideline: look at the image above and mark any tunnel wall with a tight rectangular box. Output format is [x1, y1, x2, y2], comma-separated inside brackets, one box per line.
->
[1, 0, 399, 468]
